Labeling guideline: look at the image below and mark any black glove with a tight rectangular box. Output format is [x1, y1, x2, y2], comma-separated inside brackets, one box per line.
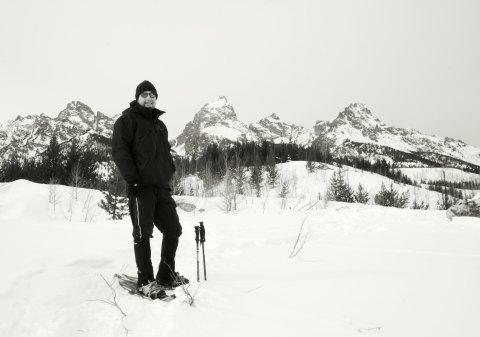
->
[128, 183, 140, 198]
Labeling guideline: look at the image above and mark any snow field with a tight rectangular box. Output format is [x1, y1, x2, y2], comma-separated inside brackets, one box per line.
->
[178, 161, 479, 208]
[1, 179, 479, 337]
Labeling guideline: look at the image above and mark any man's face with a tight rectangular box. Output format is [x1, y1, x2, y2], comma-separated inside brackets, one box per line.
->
[138, 91, 157, 108]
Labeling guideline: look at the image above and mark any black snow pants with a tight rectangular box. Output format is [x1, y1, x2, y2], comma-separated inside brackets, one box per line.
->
[128, 186, 182, 286]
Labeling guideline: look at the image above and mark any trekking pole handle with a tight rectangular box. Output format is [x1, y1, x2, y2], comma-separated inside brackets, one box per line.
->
[199, 222, 206, 243]
[194, 226, 200, 242]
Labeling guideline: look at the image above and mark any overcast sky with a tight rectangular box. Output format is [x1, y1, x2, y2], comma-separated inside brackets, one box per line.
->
[1, 0, 479, 147]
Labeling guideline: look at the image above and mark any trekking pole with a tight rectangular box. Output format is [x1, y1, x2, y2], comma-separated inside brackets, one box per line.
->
[199, 221, 207, 281]
[194, 226, 200, 282]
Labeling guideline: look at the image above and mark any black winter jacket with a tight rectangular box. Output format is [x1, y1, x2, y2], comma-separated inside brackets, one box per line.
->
[112, 101, 176, 189]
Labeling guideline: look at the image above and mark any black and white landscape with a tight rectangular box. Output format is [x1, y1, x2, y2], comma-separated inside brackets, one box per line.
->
[1, 1, 480, 336]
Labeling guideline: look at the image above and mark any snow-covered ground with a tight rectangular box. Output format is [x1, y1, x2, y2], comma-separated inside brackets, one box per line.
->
[1, 179, 480, 337]
[276, 162, 449, 205]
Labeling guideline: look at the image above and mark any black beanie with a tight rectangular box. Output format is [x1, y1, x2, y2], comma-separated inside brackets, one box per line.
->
[135, 80, 158, 100]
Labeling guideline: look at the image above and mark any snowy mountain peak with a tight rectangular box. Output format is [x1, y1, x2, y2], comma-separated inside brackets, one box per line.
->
[15, 114, 24, 121]
[194, 96, 237, 125]
[347, 102, 370, 114]
[66, 100, 90, 110]
[336, 103, 380, 127]
[171, 96, 252, 156]
[203, 96, 230, 109]
[312, 103, 480, 168]
[268, 113, 281, 120]
[0, 101, 113, 159]
[314, 103, 401, 147]
[57, 101, 95, 122]
[259, 113, 282, 124]
[339, 103, 377, 120]
[173, 98, 316, 157]
[251, 113, 315, 146]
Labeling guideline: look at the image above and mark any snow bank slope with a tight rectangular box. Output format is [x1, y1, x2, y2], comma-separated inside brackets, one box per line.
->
[275, 161, 450, 206]
[1, 180, 480, 337]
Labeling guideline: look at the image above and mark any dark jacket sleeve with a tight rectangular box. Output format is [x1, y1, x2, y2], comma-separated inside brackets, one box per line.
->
[112, 115, 140, 184]
[158, 120, 172, 150]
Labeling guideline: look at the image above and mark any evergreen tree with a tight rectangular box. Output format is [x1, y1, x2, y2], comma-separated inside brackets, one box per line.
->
[42, 132, 63, 181]
[0, 152, 22, 182]
[0, 152, 23, 181]
[64, 138, 82, 182]
[328, 170, 354, 203]
[20, 157, 41, 182]
[232, 150, 246, 195]
[249, 151, 263, 197]
[437, 171, 451, 210]
[354, 183, 370, 204]
[250, 165, 263, 197]
[412, 199, 429, 210]
[279, 180, 289, 198]
[80, 143, 100, 187]
[265, 146, 279, 188]
[99, 163, 128, 220]
[374, 183, 409, 208]
[306, 160, 316, 173]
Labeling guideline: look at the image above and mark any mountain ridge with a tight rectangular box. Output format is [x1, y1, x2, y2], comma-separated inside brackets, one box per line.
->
[1, 98, 479, 173]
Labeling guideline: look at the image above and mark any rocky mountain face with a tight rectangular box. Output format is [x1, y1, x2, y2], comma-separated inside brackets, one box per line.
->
[172, 96, 256, 157]
[172, 99, 480, 171]
[0, 101, 113, 159]
[1, 99, 479, 174]
[171, 96, 315, 157]
[313, 103, 480, 169]
[249, 113, 315, 146]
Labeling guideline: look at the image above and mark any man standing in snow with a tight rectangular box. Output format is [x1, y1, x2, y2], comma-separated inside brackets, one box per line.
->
[112, 80, 188, 299]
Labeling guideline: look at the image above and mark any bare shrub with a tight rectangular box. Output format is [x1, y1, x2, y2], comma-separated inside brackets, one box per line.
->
[318, 188, 330, 209]
[70, 162, 84, 201]
[65, 185, 75, 221]
[279, 179, 290, 210]
[220, 156, 239, 213]
[290, 171, 298, 198]
[261, 187, 270, 213]
[202, 159, 215, 198]
[88, 274, 128, 336]
[178, 282, 200, 307]
[89, 274, 126, 316]
[164, 264, 198, 306]
[48, 177, 62, 213]
[220, 173, 235, 213]
[82, 189, 98, 222]
[289, 214, 310, 258]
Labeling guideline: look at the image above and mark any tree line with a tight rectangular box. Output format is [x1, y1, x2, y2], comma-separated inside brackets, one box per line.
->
[0, 133, 109, 188]
[1, 136, 476, 217]
[171, 141, 417, 192]
[1, 135, 470, 195]
[421, 178, 480, 191]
